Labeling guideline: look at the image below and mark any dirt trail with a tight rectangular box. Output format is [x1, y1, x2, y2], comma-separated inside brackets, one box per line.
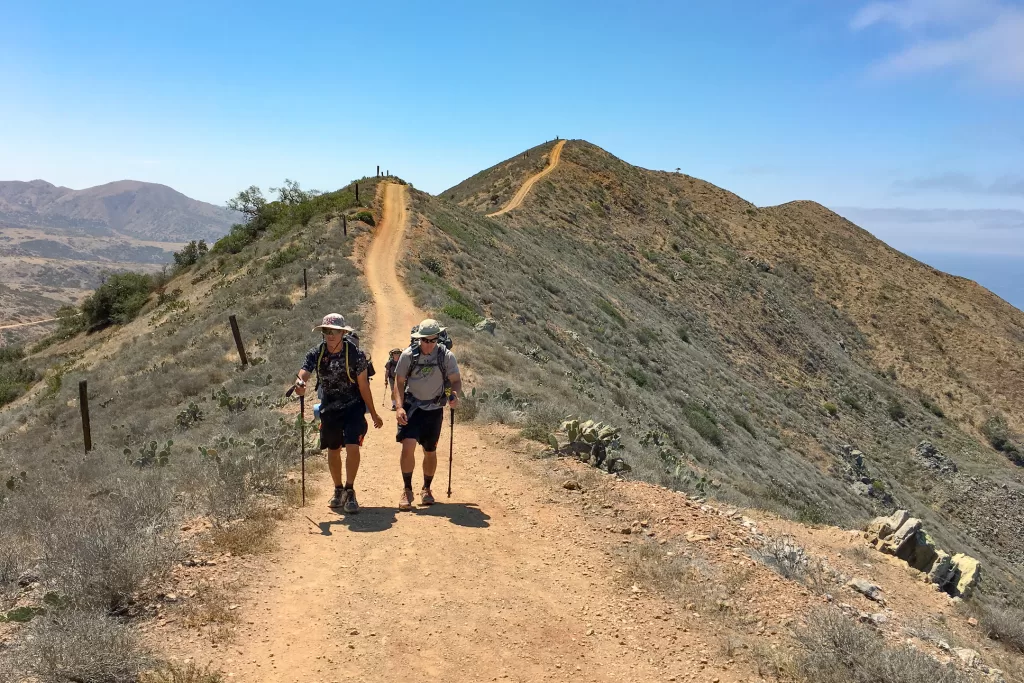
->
[158, 182, 740, 683]
[0, 317, 58, 330]
[487, 140, 566, 217]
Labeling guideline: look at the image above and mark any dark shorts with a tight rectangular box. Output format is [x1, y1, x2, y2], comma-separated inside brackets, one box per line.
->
[319, 402, 367, 450]
[396, 403, 444, 451]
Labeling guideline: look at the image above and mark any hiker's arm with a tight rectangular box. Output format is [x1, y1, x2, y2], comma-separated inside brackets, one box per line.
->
[356, 370, 383, 428]
[294, 369, 312, 396]
[395, 375, 409, 425]
[448, 372, 462, 408]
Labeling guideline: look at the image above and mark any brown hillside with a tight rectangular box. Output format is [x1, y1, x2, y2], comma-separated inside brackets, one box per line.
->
[402, 140, 1024, 595]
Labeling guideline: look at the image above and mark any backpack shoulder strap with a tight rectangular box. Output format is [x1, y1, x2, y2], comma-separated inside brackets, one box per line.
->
[314, 342, 326, 390]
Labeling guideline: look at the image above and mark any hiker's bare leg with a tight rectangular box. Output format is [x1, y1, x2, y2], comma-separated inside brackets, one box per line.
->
[422, 449, 437, 478]
[345, 444, 360, 486]
[400, 438, 418, 475]
[327, 447, 343, 487]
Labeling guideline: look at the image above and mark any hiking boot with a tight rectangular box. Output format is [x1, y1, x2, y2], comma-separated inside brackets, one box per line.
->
[398, 488, 414, 511]
[328, 487, 346, 509]
[420, 487, 435, 506]
[343, 488, 359, 514]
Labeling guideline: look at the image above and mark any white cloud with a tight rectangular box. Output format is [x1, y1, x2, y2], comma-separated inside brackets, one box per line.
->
[853, 1, 1024, 84]
[851, 0, 1002, 30]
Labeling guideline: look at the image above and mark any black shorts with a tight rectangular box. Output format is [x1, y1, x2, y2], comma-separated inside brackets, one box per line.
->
[396, 403, 444, 451]
[319, 402, 367, 450]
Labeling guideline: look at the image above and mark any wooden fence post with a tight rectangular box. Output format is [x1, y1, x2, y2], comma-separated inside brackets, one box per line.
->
[303, 268, 308, 298]
[229, 315, 248, 368]
[343, 215, 347, 236]
[377, 165, 380, 177]
[79, 380, 91, 453]
[355, 183, 359, 202]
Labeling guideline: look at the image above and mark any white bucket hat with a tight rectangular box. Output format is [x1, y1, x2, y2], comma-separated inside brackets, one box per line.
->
[312, 312, 355, 333]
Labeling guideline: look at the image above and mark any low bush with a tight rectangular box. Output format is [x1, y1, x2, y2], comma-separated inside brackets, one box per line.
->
[681, 401, 723, 448]
[11, 609, 151, 683]
[794, 608, 968, 683]
[978, 602, 1024, 653]
[886, 398, 906, 422]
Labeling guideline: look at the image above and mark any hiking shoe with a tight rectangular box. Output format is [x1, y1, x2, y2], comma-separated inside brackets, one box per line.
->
[343, 488, 359, 514]
[420, 488, 435, 506]
[328, 487, 346, 509]
[398, 488, 414, 511]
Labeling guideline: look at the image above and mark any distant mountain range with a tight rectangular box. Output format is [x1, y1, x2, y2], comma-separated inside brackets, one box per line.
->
[0, 179, 239, 242]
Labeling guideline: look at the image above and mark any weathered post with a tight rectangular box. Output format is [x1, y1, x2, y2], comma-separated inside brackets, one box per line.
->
[355, 183, 359, 202]
[229, 314, 248, 368]
[79, 380, 91, 453]
[377, 165, 380, 177]
[343, 215, 347, 236]
[303, 268, 308, 298]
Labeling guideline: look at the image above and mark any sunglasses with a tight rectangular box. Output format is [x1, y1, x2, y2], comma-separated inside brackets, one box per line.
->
[420, 337, 439, 343]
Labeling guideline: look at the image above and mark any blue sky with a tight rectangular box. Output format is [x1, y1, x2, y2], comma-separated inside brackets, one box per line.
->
[1, 1, 1023, 276]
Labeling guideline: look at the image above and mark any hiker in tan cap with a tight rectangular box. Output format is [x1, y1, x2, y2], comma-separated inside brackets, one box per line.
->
[393, 319, 462, 510]
[293, 313, 383, 513]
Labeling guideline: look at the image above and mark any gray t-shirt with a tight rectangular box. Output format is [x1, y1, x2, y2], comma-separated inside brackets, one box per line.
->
[396, 345, 459, 410]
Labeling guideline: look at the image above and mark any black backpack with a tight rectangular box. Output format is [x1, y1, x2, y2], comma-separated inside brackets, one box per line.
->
[313, 333, 372, 391]
[404, 333, 453, 405]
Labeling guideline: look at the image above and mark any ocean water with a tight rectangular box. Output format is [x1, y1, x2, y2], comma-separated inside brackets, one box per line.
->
[910, 252, 1024, 313]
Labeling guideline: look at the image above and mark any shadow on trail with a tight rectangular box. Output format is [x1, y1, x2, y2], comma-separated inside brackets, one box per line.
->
[412, 502, 491, 528]
[308, 507, 398, 535]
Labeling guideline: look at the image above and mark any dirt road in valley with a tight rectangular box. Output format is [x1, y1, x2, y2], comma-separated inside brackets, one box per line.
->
[487, 140, 566, 217]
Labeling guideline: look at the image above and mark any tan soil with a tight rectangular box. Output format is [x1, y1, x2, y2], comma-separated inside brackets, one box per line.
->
[487, 140, 566, 217]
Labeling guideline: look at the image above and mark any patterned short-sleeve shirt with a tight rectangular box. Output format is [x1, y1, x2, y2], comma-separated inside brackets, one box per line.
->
[302, 342, 367, 408]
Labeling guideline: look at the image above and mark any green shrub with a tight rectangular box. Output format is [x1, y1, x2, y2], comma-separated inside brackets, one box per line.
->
[636, 326, 659, 346]
[920, 395, 944, 418]
[886, 398, 906, 422]
[821, 401, 838, 417]
[265, 244, 304, 270]
[731, 410, 756, 437]
[442, 303, 482, 324]
[0, 358, 37, 408]
[172, 240, 208, 270]
[840, 394, 862, 412]
[981, 414, 1013, 452]
[422, 256, 445, 277]
[81, 272, 155, 328]
[596, 298, 625, 325]
[682, 402, 723, 448]
[626, 367, 649, 387]
[352, 210, 375, 226]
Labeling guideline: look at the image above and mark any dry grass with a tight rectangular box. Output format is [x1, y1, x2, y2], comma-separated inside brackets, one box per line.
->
[142, 662, 223, 683]
[6, 609, 151, 683]
[208, 514, 277, 555]
[181, 581, 240, 645]
[622, 540, 749, 619]
[790, 608, 969, 683]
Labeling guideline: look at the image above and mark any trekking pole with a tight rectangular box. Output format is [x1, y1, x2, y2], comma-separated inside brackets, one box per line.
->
[447, 406, 454, 498]
[299, 395, 306, 507]
[285, 384, 306, 507]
